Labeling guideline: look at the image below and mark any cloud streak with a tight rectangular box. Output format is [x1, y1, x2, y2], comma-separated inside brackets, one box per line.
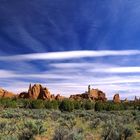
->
[90, 67, 140, 73]
[0, 50, 140, 61]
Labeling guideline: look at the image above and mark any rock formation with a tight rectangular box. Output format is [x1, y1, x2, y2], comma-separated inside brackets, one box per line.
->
[70, 88, 107, 101]
[18, 92, 28, 98]
[113, 94, 121, 103]
[55, 94, 64, 100]
[19, 84, 52, 100]
[0, 88, 15, 98]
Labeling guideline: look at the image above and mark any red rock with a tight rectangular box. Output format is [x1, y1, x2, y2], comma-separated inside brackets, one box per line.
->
[70, 87, 107, 101]
[113, 94, 121, 103]
[19, 84, 52, 100]
[0, 88, 15, 98]
[55, 94, 64, 100]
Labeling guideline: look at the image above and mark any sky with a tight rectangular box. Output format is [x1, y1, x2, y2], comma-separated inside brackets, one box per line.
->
[0, 0, 140, 99]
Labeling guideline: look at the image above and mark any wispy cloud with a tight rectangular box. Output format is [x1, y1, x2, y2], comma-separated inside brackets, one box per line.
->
[89, 67, 140, 73]
[0, 50, 140, 61]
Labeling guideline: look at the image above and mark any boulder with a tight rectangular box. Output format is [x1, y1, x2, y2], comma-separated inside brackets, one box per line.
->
[113, 94, 121, 103]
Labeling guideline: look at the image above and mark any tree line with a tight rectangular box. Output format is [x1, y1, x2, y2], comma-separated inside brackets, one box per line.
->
[0, 98, 139, 112]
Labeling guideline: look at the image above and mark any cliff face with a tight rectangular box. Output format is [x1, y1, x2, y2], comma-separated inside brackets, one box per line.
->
[70, 88, 107, 101]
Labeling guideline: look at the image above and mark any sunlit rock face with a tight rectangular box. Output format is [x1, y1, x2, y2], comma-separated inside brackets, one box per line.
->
[0, 88, 15, 98]
[113, 94, 121, 103]
[88, 88, 107, 101]
[70, 87, 107, 101]
[19, 84, 52, 100]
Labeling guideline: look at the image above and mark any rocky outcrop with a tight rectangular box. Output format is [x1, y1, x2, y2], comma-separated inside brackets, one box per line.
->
[18, 92, 28, 98]
[19, 84, 52, 100]
[55, 94, 64, 100]
[70, 88, 107, 101]
[0, 88, 15, 98]
[113, 94, 121, 103]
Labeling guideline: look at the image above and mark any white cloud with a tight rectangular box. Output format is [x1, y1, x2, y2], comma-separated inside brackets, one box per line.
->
[0, 70, 74, 79]
[0, 68, 140, 99]
[49, 62, 114, 69]
[0, 50, 140, 61]
[105, 67, 140, 73]
[89, 67, 140, 73]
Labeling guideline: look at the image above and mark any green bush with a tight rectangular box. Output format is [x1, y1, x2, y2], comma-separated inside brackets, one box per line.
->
[45, 100, 59, 109]
[31, 100, 45, 109]
[59, 100, 74, 112]
[95, 102, 104, 111]
[0, 98, 17, 108]
[73, 100, 82, 110]
[82, 101, 94, 110]
[14, 99, 32, 108]
[19, 120, 47, 140]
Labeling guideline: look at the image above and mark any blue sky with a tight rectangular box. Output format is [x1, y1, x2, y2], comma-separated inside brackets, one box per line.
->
[0, 0, 140, 99]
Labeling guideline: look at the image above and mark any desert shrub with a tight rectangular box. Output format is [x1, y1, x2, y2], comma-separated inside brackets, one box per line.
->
[45, 100, 59, 109]
[102, 119, 134, 140]
[123, 127, 134, 140]
[31, 100, 45, 109]
[73, 101, 82, 110]
[1, 110, 21, 119]
[51, 100, 59, 109]
[59, 100, 74, 112]
[95, 102, 126, 111]
[66, 128, 84, 140]
[0, 98, 18, 108]
[53, 118, 84, 140]
[89, 118, 101, 129]
[95, 102, 104, 111]
[19, 120, 47, 140]
[0, 121, 18, 136]
[27, 109, 49, 119]
[0, 135, 18, 140]
[51, 111, 61, 121]
[82, 100, 94, 110]
[19, 99, 32, 108]
[53, 126, 69, 140]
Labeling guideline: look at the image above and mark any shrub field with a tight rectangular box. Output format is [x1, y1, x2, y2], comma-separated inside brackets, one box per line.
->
[0, 98, 139, 140]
